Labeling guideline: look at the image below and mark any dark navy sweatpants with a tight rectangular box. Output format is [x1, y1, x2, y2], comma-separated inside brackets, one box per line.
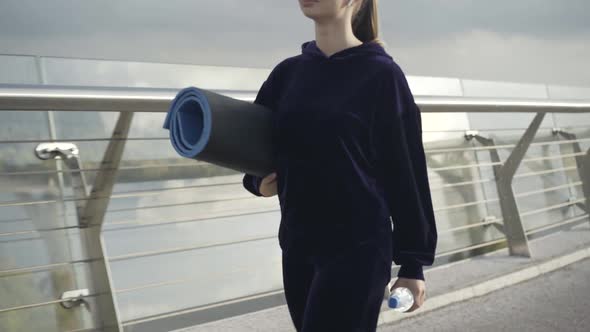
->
[281, 239, 392, 332]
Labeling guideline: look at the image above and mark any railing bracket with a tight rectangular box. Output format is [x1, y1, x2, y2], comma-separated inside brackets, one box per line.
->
[60, 289, 89, 309]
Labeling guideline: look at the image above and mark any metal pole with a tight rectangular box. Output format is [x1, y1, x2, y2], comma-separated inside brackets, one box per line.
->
[472, 112, 546, 257]
[555, 130, 590, 216]
[80, 112, 134, 331]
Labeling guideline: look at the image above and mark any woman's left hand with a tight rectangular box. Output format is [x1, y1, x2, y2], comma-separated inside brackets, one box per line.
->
[389, 277, 426, 312]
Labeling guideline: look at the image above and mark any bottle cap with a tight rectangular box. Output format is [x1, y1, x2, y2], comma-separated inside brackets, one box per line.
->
[388, 297, 399, 308]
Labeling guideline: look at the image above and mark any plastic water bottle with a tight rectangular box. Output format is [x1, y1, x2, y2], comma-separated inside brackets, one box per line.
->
[387, 286, 414, 312]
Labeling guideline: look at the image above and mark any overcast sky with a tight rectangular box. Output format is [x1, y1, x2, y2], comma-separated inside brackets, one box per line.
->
[1, 0, 589, 86]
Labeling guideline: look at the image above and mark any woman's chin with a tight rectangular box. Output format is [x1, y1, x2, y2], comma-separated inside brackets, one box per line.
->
[301, 9, 328, 21]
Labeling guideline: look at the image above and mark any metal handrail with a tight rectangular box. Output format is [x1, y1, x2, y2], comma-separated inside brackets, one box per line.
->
[1, 84, 590, 113]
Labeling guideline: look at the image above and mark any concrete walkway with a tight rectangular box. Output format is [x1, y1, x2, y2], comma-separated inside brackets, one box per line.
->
[379, 257, 590, 332]
[177, 222, 590, 332]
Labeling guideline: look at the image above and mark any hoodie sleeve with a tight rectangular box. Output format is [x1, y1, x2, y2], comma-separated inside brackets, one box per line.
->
[242, 67, 279, 197]
[372, 66, 438, 281]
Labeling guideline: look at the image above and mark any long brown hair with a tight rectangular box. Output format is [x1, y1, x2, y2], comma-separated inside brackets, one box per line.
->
[352, 0, 385, 47]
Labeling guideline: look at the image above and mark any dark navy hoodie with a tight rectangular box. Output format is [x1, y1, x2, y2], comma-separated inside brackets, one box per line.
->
[242, 40, 437, 280]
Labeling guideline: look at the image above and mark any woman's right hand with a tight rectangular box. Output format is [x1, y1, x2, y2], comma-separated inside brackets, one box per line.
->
[259, 172, 278, 197]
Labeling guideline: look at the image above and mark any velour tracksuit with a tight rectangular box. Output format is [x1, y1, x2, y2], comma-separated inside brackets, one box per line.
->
[242, 39, 438, 331]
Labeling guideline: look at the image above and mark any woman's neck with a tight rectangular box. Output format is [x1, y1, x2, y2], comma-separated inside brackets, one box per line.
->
[314, 18, 362, 57]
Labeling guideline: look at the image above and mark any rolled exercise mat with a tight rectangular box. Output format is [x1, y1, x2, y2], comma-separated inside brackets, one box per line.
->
[163, 86, 274, 178]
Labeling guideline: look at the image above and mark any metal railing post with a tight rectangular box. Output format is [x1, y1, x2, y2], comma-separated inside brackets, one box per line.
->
[554, 130, 590, 216]
[36, 112, 133, 331]
[471, 112, 546, 257]
[583, 148, 590, 219]
[584, 148, 590, 219]
[79, 111, 133, 331]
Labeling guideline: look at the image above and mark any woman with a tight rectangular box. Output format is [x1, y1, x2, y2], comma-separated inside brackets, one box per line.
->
[242, 0, 438, 330]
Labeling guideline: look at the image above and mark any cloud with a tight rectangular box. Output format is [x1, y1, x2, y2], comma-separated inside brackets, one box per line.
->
[387, 29, 590, 86]
[0, 0, 588, 85]
[382, 0, 590, 42]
